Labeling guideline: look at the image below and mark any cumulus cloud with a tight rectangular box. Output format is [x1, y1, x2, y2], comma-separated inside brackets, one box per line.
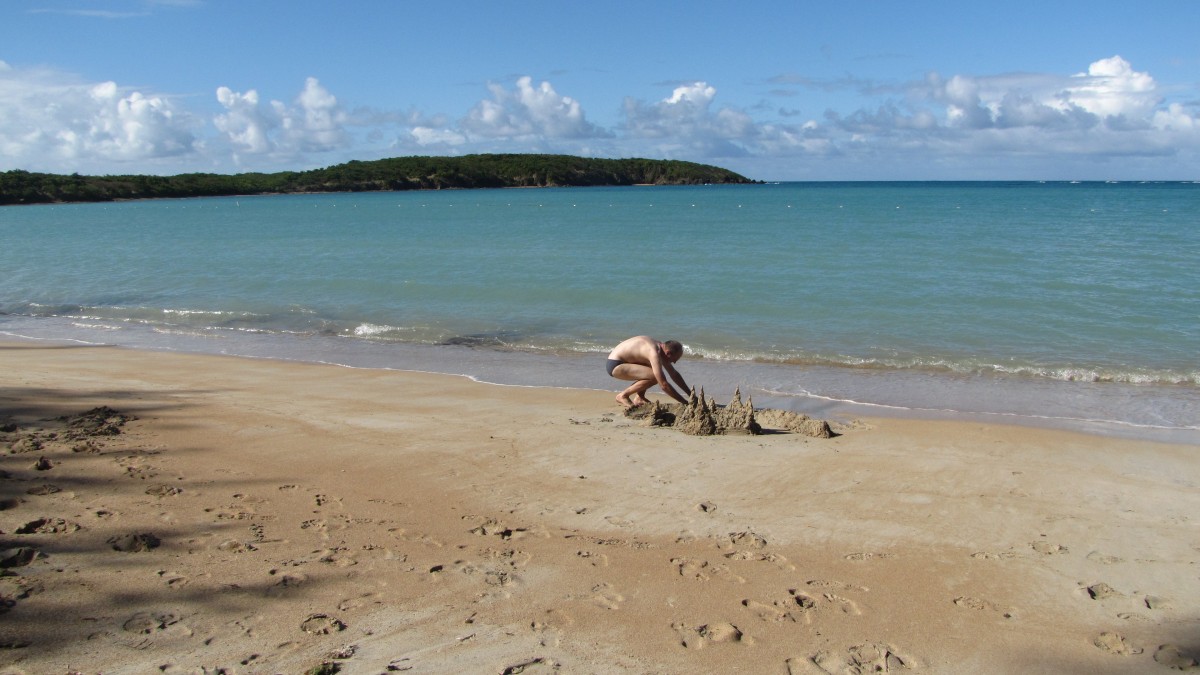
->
[1068, 56, 1158, 119]
[912, 55, 1169, 135]
[213, 77, 349, 161]
[460, 76, 606, 139]
[0, 62, 196, 171]
[2, 56, 1197, 178]
[213, 87, 273, 153]
[620, 80, 827, 159]
[797, 56, 1198, 174]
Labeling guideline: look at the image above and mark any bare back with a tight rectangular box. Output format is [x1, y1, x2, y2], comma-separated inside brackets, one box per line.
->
[606, 335, 660, 367]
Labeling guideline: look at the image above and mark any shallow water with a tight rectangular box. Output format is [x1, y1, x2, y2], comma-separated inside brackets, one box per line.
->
[1, 182, 1197, 442]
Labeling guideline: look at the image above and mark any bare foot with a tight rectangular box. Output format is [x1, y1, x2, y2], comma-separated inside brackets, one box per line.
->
[616, 393, 649, 409]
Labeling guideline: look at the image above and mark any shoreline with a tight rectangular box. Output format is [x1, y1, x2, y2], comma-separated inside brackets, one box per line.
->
[2, 323, 1197, 445]
[1, 341, 1197, 673]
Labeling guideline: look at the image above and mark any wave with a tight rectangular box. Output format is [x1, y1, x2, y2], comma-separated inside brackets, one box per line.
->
[6, 305, 1196, 388]
[759, 386, 1200, 433]
[682, 346, 1198, 387]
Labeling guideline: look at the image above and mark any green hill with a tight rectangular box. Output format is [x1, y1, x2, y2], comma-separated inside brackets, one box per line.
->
[0, 154, 754, 205]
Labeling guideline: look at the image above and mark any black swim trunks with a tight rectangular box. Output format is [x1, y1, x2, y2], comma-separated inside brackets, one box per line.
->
[606, 358, 623, 377]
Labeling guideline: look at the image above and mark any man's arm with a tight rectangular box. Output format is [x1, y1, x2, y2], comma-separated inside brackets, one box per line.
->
[649, 353, 688, 403]
[663, 361, 690, 397]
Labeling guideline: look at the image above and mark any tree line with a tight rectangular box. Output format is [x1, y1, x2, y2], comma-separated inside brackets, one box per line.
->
[0, 154, 754, 205]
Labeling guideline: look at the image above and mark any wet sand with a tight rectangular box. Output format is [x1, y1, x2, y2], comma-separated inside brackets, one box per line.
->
[1, 341, 1197, 674]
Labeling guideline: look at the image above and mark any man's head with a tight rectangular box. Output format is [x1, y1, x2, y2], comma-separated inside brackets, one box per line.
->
[662, 340, 684, 363]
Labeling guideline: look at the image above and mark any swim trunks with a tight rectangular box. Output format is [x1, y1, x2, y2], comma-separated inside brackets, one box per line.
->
[606, 358, 623, 377]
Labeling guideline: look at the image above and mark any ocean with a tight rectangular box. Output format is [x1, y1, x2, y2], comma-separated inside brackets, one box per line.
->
[1, 181, 1196, 442]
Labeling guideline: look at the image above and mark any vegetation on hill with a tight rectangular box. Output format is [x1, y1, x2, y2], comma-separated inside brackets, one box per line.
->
[0, 154, 754, 205]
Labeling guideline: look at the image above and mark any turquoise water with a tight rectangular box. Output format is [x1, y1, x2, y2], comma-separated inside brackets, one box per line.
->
[1, 182, 1197, 440]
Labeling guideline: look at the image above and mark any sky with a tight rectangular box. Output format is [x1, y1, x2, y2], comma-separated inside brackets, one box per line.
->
[2, 1, 1199, 181]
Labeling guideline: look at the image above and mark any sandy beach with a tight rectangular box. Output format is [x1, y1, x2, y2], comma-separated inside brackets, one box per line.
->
[1, 341, 1197, 674]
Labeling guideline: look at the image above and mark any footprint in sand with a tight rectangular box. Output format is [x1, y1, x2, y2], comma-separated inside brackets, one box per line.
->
[482, 547, 532, 568]
[1084, 582, 1122, 600]
[671, 621, 751, 649]
[672, 557, 710, 581]
[319, 549, 358, 567]
[1031, 541, 1069, 555]
[300, 613, 346, 635]
[145, 484, 183, 497]
[576, 550, 609, 567]
[724, 531, 768, 550]
[743, 597, 811, 624]
[217, 539, 258, 553]
[806, 579, 868, 593]
[115, 454, 158, 480]
[122, 610, 186, 635]
[391, 530, 444, 549]
[300, 519, 330, 540]
[0, 574, 43, 606]
[1144, 595, 1174, 611]
[778, 587, 864, 618]
[265, 572, 308, 597]
[531, 609, 575, 647]
[742, 599, 788, 622]
[724, 550, 796, 571]
[157, 571, 189, 588]
[953, 596, 1015, 619]
[1086, 551, 1124, 565]
[844, 552, 896, 561]
[483, 569, 519, 587]
[1154, 645, 1200, 669]
[337, 592, 383, 613]
[468, 518, 528, 540]
[1093, 631, 1142, 656]
[0, 547, 40, 568]
[670, 558, 745, 583]
[809, 643, 916, 674]
[108, 532, 161, 552]
[970, 551, 1018, 560]
[25, 484, 61, 496]
[15, 517, 81, 534]
[588, 583, 624, 610]
[822, 593, 863, 616]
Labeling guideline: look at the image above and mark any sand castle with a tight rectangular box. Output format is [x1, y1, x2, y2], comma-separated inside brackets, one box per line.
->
[624, 387, 833, 438]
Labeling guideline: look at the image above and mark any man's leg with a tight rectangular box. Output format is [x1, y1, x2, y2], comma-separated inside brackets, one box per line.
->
[610, 363, 656, 408]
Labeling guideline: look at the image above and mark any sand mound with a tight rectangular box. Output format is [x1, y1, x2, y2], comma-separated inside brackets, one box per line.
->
[624, 388, 833, 437]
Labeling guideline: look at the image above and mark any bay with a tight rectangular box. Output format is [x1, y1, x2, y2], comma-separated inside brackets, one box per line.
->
[2, 181, 1196, 441]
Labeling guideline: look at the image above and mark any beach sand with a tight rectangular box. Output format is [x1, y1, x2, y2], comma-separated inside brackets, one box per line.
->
[1, 341, 1197, 674]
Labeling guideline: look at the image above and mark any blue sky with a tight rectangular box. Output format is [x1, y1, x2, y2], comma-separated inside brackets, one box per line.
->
[2, 1, 1198, 180]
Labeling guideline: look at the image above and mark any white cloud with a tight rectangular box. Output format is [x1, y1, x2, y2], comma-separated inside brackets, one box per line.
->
[286, 77, 348, 151]
[0, 63, 196, 171]
[1066, 55, 1158, 119]
[2, 57, 1197, 179]
[213, 77, 349, 162]
[214, 87, 273, 153]
[804, 56, 1198, 175]
[461, 76, 606, 139]
[411, 126, 467, 146]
